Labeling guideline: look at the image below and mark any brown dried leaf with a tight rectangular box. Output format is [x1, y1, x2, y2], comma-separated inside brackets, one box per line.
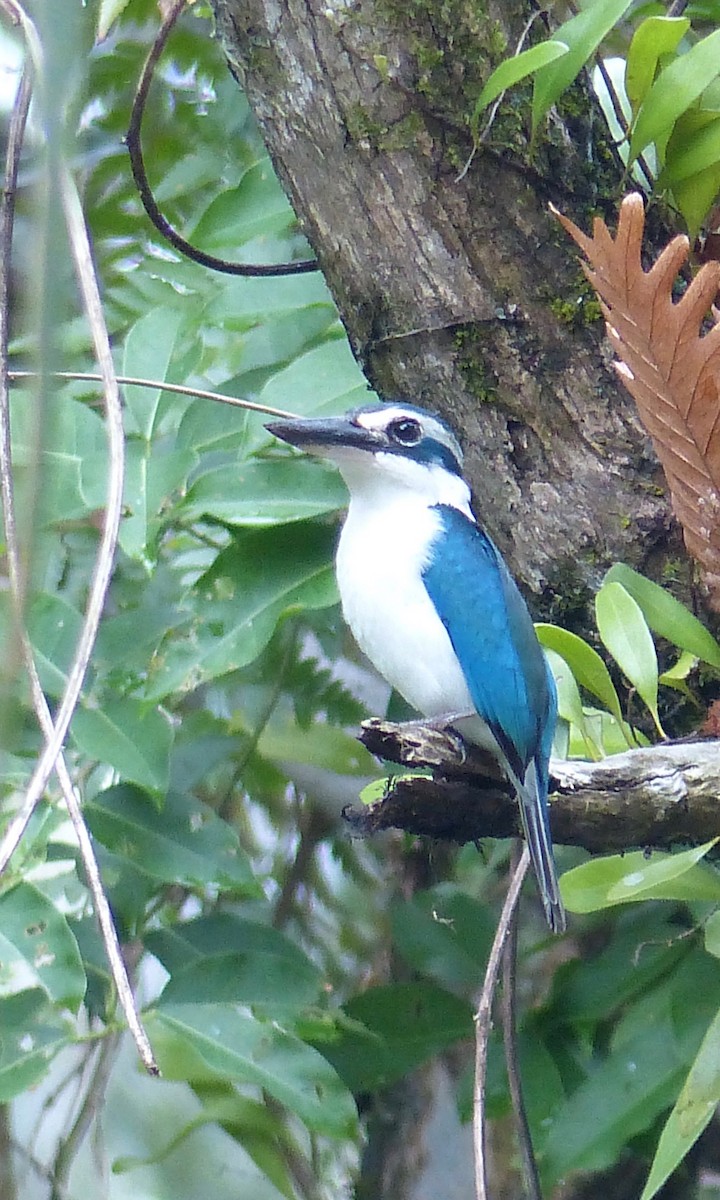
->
[553, 194, 720, 608]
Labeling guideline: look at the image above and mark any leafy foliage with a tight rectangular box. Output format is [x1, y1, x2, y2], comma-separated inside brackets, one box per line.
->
[474, 3, 720, 236]
[557, 195, 720, 609]
[3, 3, 720, 1199]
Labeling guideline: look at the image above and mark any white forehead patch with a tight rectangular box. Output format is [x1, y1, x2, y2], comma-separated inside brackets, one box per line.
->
[355, 406, 412, 432]
[354, 406, 463, 464]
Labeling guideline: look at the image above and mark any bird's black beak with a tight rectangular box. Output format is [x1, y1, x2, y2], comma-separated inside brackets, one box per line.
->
[265, 415, 380, 455]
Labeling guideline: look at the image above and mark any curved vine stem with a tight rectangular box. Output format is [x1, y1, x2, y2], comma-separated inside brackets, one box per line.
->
[0, 6, 157, 1074]
[126, 0, 318, 277]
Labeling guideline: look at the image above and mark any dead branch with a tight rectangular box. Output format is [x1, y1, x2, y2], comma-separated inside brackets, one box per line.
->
[351, 719, 720, 854]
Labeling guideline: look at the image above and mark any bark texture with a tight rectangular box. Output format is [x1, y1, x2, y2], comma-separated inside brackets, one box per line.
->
[206, 9, 706, 1198]
[212, 0, 674, 604]
[355, 718, 720, 854]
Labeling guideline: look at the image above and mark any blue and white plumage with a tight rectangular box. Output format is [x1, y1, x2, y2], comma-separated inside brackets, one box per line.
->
[267, 402, 565, 933]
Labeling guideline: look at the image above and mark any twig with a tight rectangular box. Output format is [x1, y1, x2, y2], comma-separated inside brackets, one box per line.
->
[501, 841, 542, 1200]
[456, 10, 543, 183]
[593, 56, 654, 193]
[0, 151, 127, 865]
[50, 1034, 120, 1200]
[219, 623, 298, 820]
[0, 16, 157, 1074]
[126, 0, 317, 277]
[0, 1101, 17, 1200]
[8, 370, 296, 419]
[10, 1138, 72, 1200]
[59, 165, 157, 1073]
[473, 847, 530, 1200]
[272, 807, 328, 931]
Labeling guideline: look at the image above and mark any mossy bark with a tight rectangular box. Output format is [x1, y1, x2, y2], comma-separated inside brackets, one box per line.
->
[207, 7, 694, 1195]
[212, 0, 683, 618]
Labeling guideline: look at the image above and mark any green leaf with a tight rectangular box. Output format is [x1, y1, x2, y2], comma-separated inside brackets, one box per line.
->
[536, 622, 632, 747]
[572, 707, 649, 757]
[96, 564, 186, 677]
[121, 308, 184, 440]
[0, 990, 71, 1101]
[259, 340, 374, 419]
[146, 914, 320, 988]
[557, 907, 691, 1026]
[190, 161, 296, 249]
[625, 16, 690, 115]
[662, 110, 720, 186]
[0, 884, 85, 1009]
[202, 273, 334, 329]
[604, 564, 720, 668]
[629, 28, 720, 161]
[641, 1006, 720, 1199]
[96, 0, 133, 40]
[660, 109, 720, 236]
[536, 624, 623, 716]
[472, 40, 569, 127]
[85, 784, 261, 894]
[672, 157, 720, 240]
[149, 1004, 357, 1137]
[158, 951, 321, 1016]
[532, 0, 634, 133]
[176, 397, 251, 456]
[113, 1089, 298, 1200]
[561, 843, 720, 913]
[120, 440, 196, 560]
[595, 580, 663, 735]
[26, 593, 83, 698]
[71, 699, 173, 794]
[9, 388, 107, 525]
[660, 649, 697, 685]
[540, 988, 707, 1184]
[390, 886, 496, 992]
[257, 717, 375, 775]
[705, 910, 720, 959]
[181, 459, 347, 526]
[318, 982, 473, 1093]
[145, 522, 338, 700]
[545, 647, 601, 758]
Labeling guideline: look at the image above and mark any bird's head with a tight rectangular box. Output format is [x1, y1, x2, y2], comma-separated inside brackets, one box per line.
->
[266, 402, 468, 508]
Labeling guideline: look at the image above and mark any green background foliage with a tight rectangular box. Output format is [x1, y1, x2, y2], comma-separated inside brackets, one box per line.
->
[2, 1, 720, 1198]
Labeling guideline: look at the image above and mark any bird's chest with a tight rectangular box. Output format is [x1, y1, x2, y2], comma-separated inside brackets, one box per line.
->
[335, 499, 474, 716]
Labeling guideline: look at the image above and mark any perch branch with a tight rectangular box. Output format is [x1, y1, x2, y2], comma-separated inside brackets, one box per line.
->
[352, 719, 720, 853]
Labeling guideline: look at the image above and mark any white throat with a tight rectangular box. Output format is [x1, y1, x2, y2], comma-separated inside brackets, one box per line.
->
[334, 448, 473, 515]
[333, 451, 476, 719]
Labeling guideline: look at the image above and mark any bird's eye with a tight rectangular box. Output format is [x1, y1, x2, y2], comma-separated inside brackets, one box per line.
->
[388, 417, 422, 446]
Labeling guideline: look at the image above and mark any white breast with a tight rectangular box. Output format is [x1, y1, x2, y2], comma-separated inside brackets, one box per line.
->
[335, 491, 476, 719]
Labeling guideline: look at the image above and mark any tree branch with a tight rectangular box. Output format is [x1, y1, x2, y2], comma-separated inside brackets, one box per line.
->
[473, 846, 529, 1200]
[351, 719, 720, 853]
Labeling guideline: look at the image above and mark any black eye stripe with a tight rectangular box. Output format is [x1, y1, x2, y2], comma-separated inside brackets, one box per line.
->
[388, 417, 422, 445]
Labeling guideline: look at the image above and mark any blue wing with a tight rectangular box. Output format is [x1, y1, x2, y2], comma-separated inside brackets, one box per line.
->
[423, 505, 565, 932]
[422, 505, 553, 778]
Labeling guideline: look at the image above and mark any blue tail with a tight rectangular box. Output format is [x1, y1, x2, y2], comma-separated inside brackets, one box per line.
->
[516, 759, 565, 934]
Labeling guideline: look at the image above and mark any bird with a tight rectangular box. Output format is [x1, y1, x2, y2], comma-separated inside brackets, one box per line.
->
[266, 401, 565, 933]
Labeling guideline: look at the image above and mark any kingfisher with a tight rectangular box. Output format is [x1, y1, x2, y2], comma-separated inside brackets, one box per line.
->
[266, 402, 565, 933]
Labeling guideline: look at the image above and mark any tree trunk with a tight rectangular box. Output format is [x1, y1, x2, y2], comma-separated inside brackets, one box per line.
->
[208, 5, 694, 1196]
[212, 0, 676, 611]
